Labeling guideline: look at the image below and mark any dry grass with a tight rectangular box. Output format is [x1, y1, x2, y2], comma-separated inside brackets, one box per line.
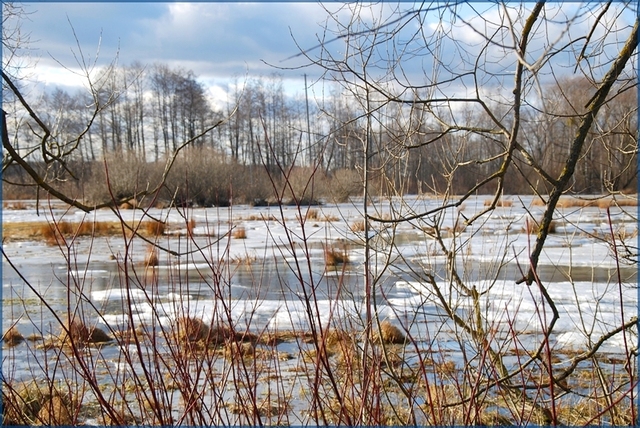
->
[119, 199, 138, 209]
[613, 198, 638, 207]
[223, 341, 256, 360]
[175, 316, 211, 344]
[484, 198, 513, 207]
[8, 220, 151, 244]
[443, 222, 466, 236]
[3, 200, 28, 210]
[232, 225, 247, 239]
[525, 217, 557, 234]
[350, 220, 366, 232]
[532, 197, 546, 207]
[306, 208, 320, 220]
[375, 320, 406, 345]
[531, 195, 637, 210]
[229, 252, 257, 265]
[2, 381, 67, 426]
[322, 214, 340, 222]
[2, 326, 24, 347]
[142, 219, 166, 236]
[37, 394, 73, 425]
[144, 246, 159, 267]
[324, 246, 349, 266]
[57, 318, 112, 347]
[243, 214, 278, 221]
[186, 217, 196, 234]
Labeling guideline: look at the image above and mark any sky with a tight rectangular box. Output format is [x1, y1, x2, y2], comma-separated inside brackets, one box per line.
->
[5, 2, 637, 106]
[10, 2, 343, 101]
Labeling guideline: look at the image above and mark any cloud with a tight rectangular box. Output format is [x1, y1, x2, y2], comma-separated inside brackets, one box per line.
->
[16, 2, 329, 87]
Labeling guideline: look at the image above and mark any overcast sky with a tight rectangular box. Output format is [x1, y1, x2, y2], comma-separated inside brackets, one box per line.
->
[13, 2, 340, 99]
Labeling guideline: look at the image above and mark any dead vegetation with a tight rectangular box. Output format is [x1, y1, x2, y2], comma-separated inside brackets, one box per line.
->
[324, 246, 350, 266]
[350, 219, 367, 232]
[2, 326, 24, 347]
[231, 225, 247, 239]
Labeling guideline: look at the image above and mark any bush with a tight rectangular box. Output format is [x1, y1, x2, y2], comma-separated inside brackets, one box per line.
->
[327, 168, 362, 202]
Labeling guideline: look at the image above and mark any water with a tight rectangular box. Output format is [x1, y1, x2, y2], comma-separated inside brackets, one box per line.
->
[1, 196, 637, 424]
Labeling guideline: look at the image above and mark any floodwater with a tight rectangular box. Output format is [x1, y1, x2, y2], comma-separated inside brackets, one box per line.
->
[1, 195, 637, 424]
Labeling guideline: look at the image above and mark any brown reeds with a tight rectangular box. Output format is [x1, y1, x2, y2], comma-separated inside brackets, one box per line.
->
[144, 246, 159, 267]
[2, 325, 24, 347]
[4, 200, 28, 210]
[485, 198, 513, 207]
[306, 208, 320, 220]
[142, 219, 166, 236]
[324, 246, 349, 266]
[187, 217, 196, 234]
[375, 320, 406, 344]
[525, 217, 557, 234]
[350, 219, 366, 232]
[58, 318, 112, 347]
[119, 199, 138, 210]
[175, 316, 211, 343]
[36, 394, 73, 425]
[232, 225, 247, 239]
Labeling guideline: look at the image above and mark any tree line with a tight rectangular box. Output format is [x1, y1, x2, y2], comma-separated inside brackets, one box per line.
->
[3, 9, 637, 207]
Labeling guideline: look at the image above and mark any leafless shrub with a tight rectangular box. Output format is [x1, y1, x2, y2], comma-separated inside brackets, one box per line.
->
[327, 168, 363, 203]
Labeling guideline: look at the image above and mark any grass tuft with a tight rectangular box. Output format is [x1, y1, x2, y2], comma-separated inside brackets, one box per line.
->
[324, 246, 349, 266]
[142, 219, 166, 236]
[350, 219, 366, 232]
[375, 320, 406, 344]
[232, 225, 247, 239]
[2, 326, 24, 347]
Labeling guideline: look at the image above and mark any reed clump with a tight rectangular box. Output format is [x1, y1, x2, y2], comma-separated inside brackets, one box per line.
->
[324, 246, 349, 266]
[232, 225, 247, 239]
[57, 318, 112, 347]
[187, 217, 196, 234]
[350, 219, 366, 232]
[144, 246, 159, 267]
[3, 325, 25, 347]
[485, 198, 513, 207]
[2, 381, 73, 426]
[525, 217, 557, 234]
[142, 219, 166, 236]
[36, 394, 74, 425]
[374, 320, 406, 345]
